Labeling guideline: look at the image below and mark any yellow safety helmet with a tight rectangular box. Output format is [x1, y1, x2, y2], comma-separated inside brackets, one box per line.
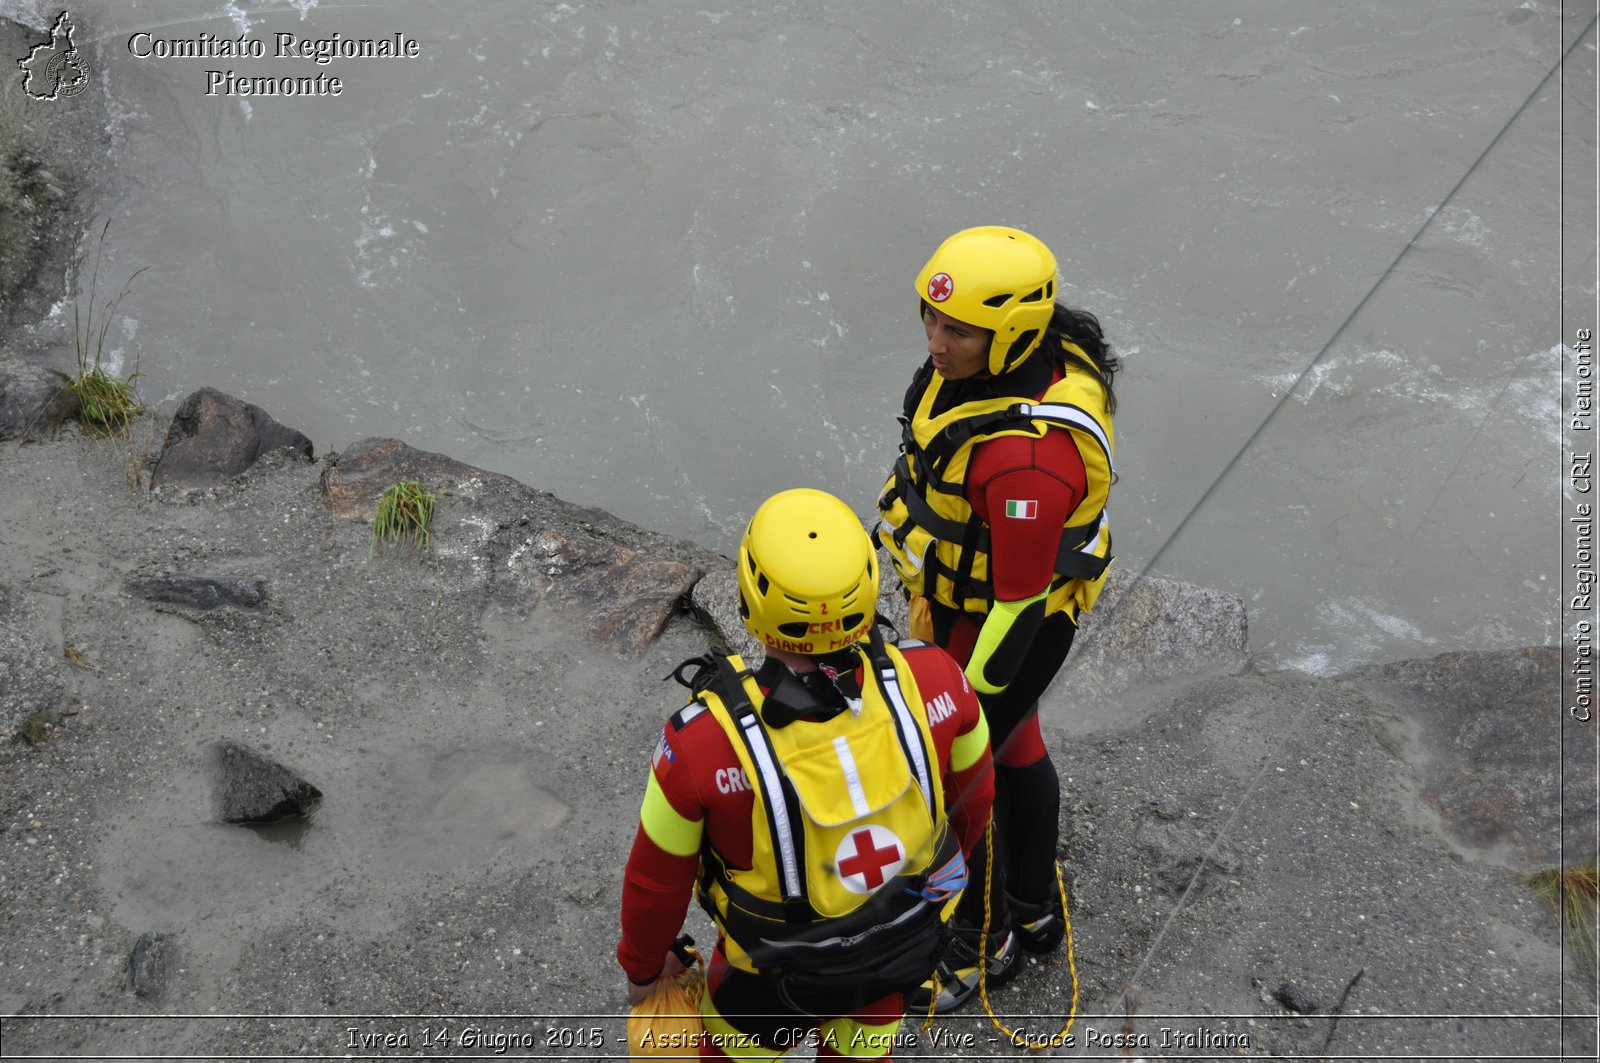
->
[737, 489, 879, 656]
[914, 225, 1059, 375]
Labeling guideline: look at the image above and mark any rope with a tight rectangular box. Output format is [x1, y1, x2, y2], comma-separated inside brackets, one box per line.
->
[1140, 10, 1599, 579]
[921, 820, 1082, 1050]
[1110, 9, 1599, 1028]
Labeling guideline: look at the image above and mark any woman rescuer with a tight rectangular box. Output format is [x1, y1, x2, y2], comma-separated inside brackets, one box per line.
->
[875, 225, 1120, 1013]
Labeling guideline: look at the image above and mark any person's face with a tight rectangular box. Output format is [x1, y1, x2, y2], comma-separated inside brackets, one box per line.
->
[922, 304, 991, 381]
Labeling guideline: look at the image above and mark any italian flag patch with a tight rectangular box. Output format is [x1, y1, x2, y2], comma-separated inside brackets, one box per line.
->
[1005, 499, 1038, 519]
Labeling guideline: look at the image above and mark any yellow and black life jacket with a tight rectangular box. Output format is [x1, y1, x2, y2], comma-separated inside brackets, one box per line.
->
[679, 630, 966, 995]
[875, 341, 1115, 620]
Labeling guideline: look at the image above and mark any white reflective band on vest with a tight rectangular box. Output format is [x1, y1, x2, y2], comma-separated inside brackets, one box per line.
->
[740, 713, 803, 898]
[834, 736, 871, 817]
[1016, 402, 1114, 473]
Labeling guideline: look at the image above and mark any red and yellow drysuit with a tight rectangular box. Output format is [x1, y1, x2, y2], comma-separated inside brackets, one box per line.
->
[876, 340, 1114, 927]
[618, 644, 994, 1060]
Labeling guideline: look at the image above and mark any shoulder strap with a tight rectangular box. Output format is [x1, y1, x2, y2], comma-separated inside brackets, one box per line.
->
[863, 630, 938, 821]
[703, 655, 811, 915]
[1012, 400, 1113, 473]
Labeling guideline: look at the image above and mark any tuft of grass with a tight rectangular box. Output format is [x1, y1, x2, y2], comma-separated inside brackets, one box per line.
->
[16, 712, 53, 745]
[1528, 862, 1599, 968]
[52, 220, 147, 434]
[63, 644, 93, 670]
[370, 480, 435, 557]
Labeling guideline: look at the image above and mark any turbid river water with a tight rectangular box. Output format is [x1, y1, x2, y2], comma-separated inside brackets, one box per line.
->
[6, 0, 1596, 673]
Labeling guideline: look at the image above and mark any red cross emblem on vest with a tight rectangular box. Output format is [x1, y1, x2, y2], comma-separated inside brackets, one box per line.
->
[927, 272, 953, 302]
[836, 825, 906, 893]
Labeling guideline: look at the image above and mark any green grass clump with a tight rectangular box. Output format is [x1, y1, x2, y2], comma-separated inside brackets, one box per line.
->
[16, 712, 53, 745]
[1529, 862, 1599, 969]
[53, 220, 146, 434]
[371, 480, 435, 557]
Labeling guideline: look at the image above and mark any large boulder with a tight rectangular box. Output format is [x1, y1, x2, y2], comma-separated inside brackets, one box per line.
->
[321, 437, 718, 655]
[496, 526, 701, 655]
[319, 435, 507, 524]
[1062, 565, 1251, 691]
[150, 388, 313, 487]
[0, 357, 75, 441]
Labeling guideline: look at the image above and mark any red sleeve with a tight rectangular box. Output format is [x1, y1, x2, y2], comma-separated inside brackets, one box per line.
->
[617, 823, 698, 984]
[616, 721, 707, 984]
[900, 644, 994, 857]
[967, 429, 1085, 601]
[617, 711, 758, 984]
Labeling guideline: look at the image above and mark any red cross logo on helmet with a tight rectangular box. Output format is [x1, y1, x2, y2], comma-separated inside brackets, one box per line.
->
[927, 272, 953, 303]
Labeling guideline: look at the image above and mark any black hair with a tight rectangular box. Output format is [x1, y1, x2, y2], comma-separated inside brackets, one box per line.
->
[916, 298, 1121, 414]
[1043, 302, 1119, 414]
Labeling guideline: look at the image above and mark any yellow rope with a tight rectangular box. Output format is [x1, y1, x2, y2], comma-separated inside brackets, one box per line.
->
[918, 821, 1081, 1048]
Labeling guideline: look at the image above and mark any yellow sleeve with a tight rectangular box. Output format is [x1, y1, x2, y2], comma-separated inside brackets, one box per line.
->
[964, 588, 1048, 695]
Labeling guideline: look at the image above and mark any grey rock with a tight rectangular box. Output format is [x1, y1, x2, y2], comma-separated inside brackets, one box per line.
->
[124, 575, 267, 611]
[211, 740, 323, 823]
[0, 582, 65, 737]
[1060, 565, 1250, 696]
[128, 932, 175, 1001]
[323, 437, 721, 655]
[150, 388, 314, 487]
[1273, 981, 1320, 1014]
[0, 357, 75, 441]
[320, 435, 509, 525]
[495, 526, 701, 655]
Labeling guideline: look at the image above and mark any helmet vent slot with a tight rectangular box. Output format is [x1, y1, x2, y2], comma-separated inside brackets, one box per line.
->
[1045, 279, 1054, 299]
[1020, 287, 1044, 303]
[841, 613, 865, 631]
[982, 293, 1011, 308]
[784, 594, 808, 606]
[757, 573, 769, 595]
[778, 621, 811, 639]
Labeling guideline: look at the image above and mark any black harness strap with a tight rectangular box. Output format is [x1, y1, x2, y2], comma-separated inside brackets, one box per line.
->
[708, 656, 812, 921]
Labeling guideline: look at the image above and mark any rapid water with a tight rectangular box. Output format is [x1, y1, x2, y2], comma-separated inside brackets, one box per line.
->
[6, 0, 1593, 673]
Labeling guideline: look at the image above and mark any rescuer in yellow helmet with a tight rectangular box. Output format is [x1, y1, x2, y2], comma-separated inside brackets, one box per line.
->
[619, 488, 996, 1060]
[875, 226, 1120, 1013]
